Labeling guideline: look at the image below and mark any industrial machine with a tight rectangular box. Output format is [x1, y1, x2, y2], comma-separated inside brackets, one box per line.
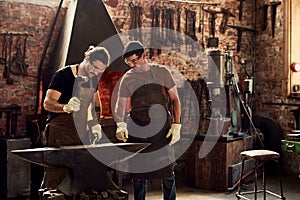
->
[206, 48, 258, 138]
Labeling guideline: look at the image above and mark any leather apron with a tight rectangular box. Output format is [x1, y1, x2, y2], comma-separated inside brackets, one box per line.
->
[44, 81, 95, 188]
[127, 67, 175, 179]
[44, 114, 82, 188]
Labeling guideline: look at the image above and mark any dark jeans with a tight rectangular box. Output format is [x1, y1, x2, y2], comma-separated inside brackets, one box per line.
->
[132, 174, 176, 200]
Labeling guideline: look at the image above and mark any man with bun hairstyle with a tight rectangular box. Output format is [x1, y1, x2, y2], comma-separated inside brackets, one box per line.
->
[42, 45, 110, 189]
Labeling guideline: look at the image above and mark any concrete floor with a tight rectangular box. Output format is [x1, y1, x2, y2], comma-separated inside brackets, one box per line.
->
[122, 172, 300, 200]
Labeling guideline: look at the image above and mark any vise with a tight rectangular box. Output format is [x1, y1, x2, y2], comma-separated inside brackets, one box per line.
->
[12, 142, 150, 198]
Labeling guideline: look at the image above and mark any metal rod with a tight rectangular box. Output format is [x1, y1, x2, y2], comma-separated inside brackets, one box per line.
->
[35, 0, 64, 114]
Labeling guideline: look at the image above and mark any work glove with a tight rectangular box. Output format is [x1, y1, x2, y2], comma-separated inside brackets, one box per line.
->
[63, 97, 81, 113]
[91, 124, 102, 144]
[166, 123, 181, 145]
[116, 122, 128, 142]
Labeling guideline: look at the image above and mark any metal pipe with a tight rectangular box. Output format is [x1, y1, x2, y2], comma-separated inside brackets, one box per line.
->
[35, 0, 64, 114]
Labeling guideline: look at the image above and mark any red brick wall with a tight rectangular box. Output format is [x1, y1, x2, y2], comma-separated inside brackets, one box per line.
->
[104, 0, 295, 135]
[0, 0, 291, 137]
[0, 1, 66, 135]
[254, 0, 295, 136]
[0, 0, 297, 174]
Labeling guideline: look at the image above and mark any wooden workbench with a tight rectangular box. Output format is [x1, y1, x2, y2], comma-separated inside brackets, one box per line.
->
[187, 134, 252, 191]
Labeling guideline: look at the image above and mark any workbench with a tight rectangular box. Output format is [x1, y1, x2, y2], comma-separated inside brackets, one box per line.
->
[187, 134, 252, 191]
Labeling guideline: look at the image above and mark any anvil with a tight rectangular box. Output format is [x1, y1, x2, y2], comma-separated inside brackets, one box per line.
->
[12, 142, 150, 197]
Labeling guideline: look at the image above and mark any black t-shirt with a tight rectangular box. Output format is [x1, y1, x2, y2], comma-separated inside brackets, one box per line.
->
[47, 65, 98, 120]
[48, 66, 75, 104]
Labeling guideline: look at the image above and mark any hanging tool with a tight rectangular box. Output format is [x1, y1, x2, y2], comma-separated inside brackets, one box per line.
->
[135, 5, 143, 41]
[198, 5, 202, 33]
[203, 8, 221, 48]
[129, 2, 143, 41]
[270, 1, 281, 38]
[161, 7, 166, 43]
[185, 9, 198, 41]
[149, 6, 161, 58]
[200, 5, 205, 49]
[11, 35, 29, 75]
[1, 35, 8, 78]
[176, 7, 182, 33]
[164, 8, 175, 46]
[129, 2, 136, 32]
[149, 5, 156, 58]
[0, 34, 6, 65]
[176, 7, 182, 50]
[36, 0, 64, 114]
[191, 10, 197, 41]
[262, 4, 269, 31]
[219, 8, 235, 34]
[238, 0, 246, 20]
[155, 7, 162, 55]
[185, 9, 198, 56]
[6, 34, 14, 84]
[23, 34, 28, 65]
[227, 25, 257, 52]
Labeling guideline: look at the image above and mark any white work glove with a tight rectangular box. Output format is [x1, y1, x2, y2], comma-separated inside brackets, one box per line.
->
[116, 122, 128, 142]
[91, 124, 102, 143]
[166, 123, 181, 145]
[63, 97, 81, 113]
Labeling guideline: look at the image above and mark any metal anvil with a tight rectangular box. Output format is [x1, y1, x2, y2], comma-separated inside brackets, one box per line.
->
[12, 142, 150, 197]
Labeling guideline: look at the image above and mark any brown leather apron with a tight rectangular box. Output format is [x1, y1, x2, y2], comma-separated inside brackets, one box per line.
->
[44, 114, 83, 188]
[127, 67, 175, 179]
[44, 83, 96, 188]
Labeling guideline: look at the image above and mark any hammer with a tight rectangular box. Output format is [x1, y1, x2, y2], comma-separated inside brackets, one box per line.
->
[203, 8, 221, 37]
[262, 4, 269, 31]
[203, 8, 222, 48]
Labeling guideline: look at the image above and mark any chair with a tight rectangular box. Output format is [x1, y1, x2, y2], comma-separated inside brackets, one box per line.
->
[236, 149, 285, 200]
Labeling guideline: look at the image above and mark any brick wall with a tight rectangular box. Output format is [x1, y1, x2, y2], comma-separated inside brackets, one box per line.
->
[104, 0, 295, 133]
[0, 0, 284, 132]
[0, 0, 67, 135]
[103, 0, 299, 174]
[254, 0, 295, 135]
[102, 0, 256, 118]
[0, 0, 297, 174]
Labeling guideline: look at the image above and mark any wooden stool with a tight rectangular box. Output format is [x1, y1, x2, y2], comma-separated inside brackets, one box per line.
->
[236, 150, 285, 200]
